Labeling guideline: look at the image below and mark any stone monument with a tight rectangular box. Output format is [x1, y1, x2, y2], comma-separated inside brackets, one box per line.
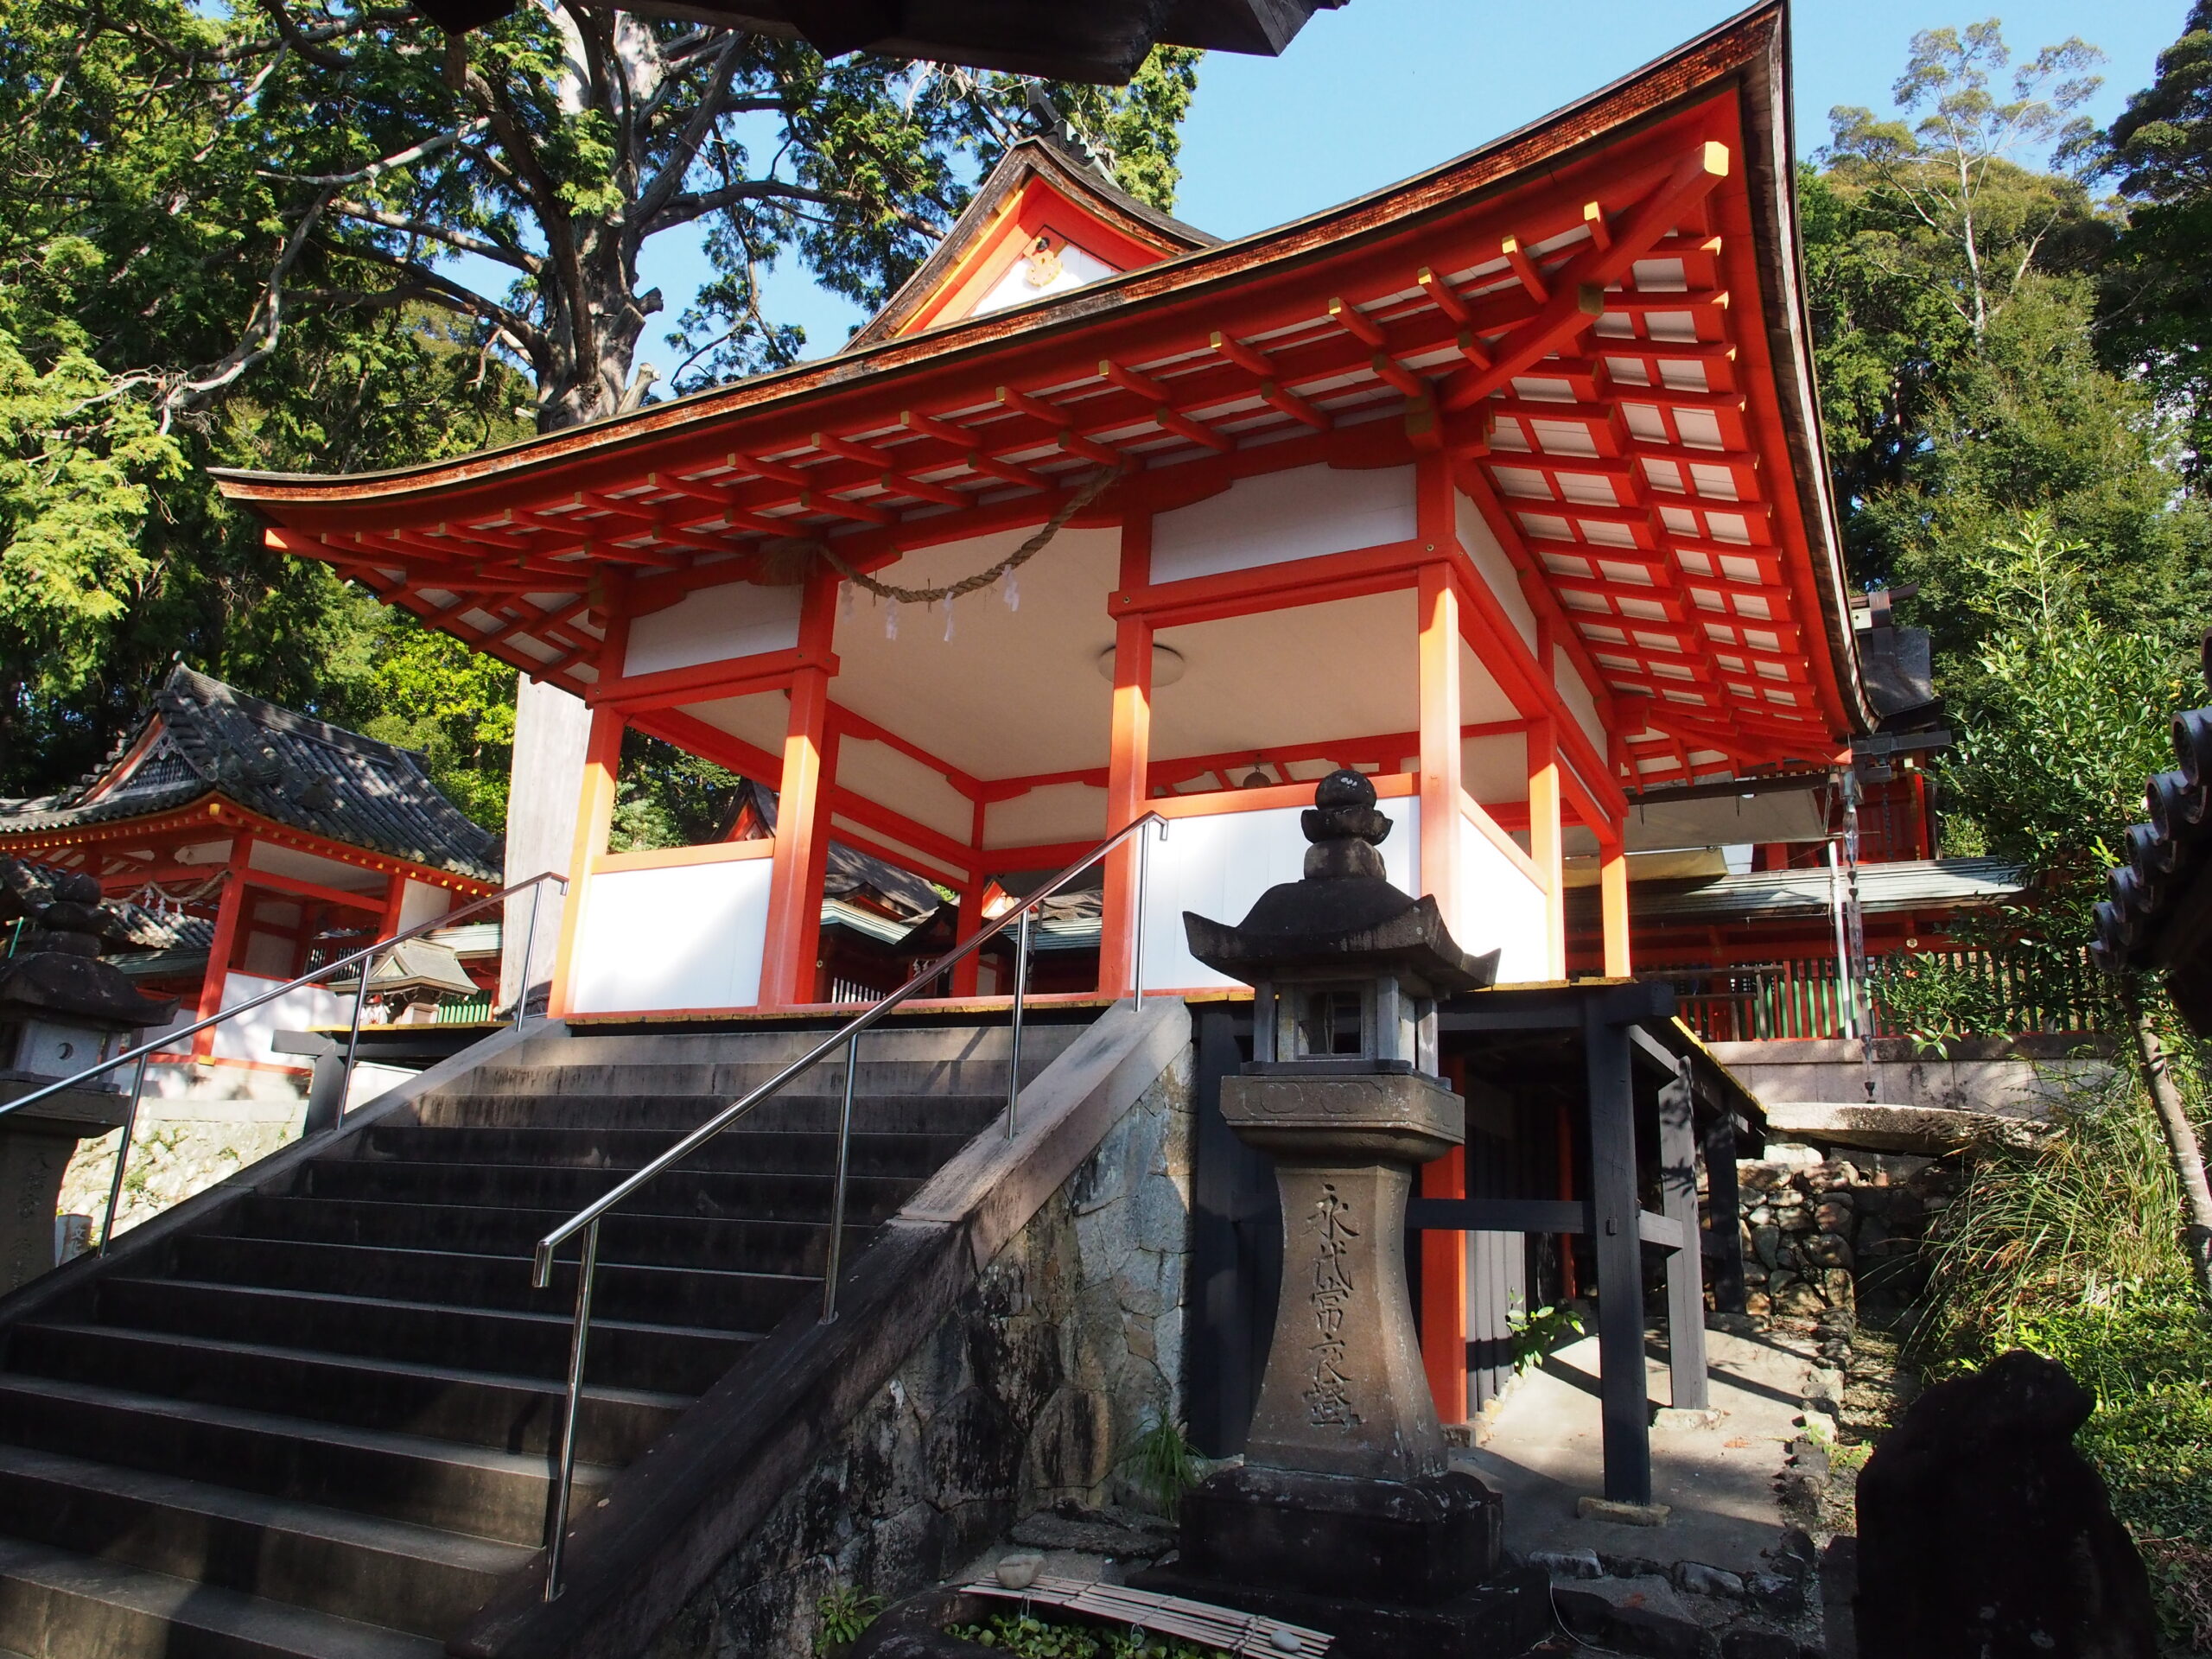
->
[0, 861, 177, 1292]
[1135, 772, 1553, 1658]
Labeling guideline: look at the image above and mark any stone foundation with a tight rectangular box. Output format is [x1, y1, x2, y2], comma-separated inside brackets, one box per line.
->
[647, 1052, 1193, 1659]
[1733, 1150, 1957, 1325]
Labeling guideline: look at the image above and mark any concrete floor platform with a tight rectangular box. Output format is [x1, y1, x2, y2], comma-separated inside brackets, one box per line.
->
[1459, 1323, 1822, 1577]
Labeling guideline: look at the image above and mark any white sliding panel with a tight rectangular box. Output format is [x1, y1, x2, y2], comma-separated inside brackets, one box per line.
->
[569, 858, 772, 1014]
[1137, 796, 1419, 993]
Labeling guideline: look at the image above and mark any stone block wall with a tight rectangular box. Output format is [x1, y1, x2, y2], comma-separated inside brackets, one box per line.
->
[649, 1049, 1195, 1659]
[1736, 1151, 1959, 1324]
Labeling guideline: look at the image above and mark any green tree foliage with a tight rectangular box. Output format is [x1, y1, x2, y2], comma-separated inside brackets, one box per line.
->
[1808, 21, 2212, 687]
[0, 0, 1199, 821]
[2103, 2, 2212, 476]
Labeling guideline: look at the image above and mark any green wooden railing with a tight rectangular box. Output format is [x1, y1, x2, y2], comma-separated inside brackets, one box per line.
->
[1671, 944, 2116, 1045]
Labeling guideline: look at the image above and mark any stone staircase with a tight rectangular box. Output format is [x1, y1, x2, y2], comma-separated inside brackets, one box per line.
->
[0, 1019, 1081, 1657]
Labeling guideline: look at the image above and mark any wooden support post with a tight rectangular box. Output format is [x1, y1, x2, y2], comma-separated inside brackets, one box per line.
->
[1703, 1103, 1747, 1315]
[1099, 518, 1154, 999]
[761, 664, 836, 1007]
[1420, 1145, 1469, 1427]
[1528, 715, 1566, 979]
[190, 836, 256, 1059]
[1599, 828, 1631, 978]
[1658, 1057, 1709, 1410]
[546, 709, 623, 1020]
[1583, 1000, 1651, 1506]
[1415, 548, 1467, 1426]
[951, 799, 988, 998]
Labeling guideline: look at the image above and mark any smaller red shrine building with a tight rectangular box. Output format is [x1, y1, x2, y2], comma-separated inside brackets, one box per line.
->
[0, 667, 500, 1087]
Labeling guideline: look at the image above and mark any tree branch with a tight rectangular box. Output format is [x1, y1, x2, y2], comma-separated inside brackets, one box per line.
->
[327, 200, 539, 271]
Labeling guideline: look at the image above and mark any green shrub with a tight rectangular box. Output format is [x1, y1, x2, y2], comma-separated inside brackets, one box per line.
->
[1131, 1414, 1198, 1521]
[946, 1611, 1227, 1657]
[814, 1585, 882, 1653]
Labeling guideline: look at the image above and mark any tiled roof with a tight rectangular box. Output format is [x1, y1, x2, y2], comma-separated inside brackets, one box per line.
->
[1630, 857, 2024, 924]
[0, 666, 501, 883]
[2096, 635, 2212, 1030]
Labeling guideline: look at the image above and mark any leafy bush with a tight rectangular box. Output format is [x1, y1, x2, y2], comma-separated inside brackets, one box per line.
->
[814, 1586, 882, 1653]
[1916, 1063, 2185, 1360]
[1131, 1414, 1198, 1521]
[1508, 1301, 1585, 1376]
[945, 1611, 1227, 1657]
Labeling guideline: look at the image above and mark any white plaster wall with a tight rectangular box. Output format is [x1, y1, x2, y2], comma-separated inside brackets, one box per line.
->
[208, 974, 344, 1066]
[985, 783, 1109, 852]
[1458, 817, 1550, 986]
[503, 674, 593, 1010]
[624, 582, 804, 678]
[1455, 490, 1537, 652]
[398, 878, 453, 932]
[569, 859, 772, 1014]
[1554, 655, 1605, 756]
[1151, 463, 1416, 585]
[1138, 798, 1419, 992]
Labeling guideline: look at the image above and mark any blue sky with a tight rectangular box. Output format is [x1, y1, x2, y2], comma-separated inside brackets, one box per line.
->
[629, 0, 2186, 380]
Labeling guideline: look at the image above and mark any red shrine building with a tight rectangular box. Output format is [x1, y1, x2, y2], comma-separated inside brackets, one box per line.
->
[0, 667, 500, 1086]
[213, 6, 1958, 1033]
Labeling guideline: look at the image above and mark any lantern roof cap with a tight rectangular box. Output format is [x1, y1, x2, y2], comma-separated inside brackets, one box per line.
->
[1181, 771, 1499, 995]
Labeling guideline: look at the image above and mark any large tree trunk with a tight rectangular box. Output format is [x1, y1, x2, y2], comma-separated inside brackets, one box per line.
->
[2125, 983, 2212, 1306]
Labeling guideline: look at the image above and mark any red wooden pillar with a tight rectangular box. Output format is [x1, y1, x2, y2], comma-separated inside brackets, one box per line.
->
[1415, 537, 1468, 1426]
[951, 798, 988, 998]
[760, 664, 836, 1007]
[1098, 515, 1154, 999]
[547, 708, 623, 1020]
[190, 833, 256, 1059]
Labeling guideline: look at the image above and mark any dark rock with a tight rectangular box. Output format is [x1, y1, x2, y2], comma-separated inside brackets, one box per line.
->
[0, 950, 176, 1029]
[1529, 1548, 1603, 1580]
[1720, 1626, 1801, 1659]
[1856, 1349, 2158, 1657]
[1743, 1572, 1802, 1618]
[1175, 1465, 1502, 1605]
[1552, 1576, 1705, 1659]
[1673, 1560, 1745, 1599]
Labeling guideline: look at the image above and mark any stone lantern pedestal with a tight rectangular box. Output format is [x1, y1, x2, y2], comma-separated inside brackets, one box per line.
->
[1134, 772, 1552, 1658]
[0, 861, 178, 1293]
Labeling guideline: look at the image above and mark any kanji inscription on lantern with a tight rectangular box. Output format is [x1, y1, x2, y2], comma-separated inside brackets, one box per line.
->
[1305, 1182, 1361, 1427]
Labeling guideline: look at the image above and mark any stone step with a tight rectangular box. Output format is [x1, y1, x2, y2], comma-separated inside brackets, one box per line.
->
[0, 1534, 446, 1659]
[357, 1123, 975, 1178]
[6, 1323, 685, 1465]
[446, 1056, 1021, 1096]
[291, 1157, 918, 1225]
[0, 1443, 529, 1637]
[410, 1087, 1009, 1135]
[94, 1276, 756, 1395]
[0, 1376, 610, 1547]
[178, 1230, 817, 1325]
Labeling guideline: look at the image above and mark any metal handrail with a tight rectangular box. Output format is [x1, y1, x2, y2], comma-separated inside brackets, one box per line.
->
[530, 810, 1169, 1599]
[3, 869, 569, 1257]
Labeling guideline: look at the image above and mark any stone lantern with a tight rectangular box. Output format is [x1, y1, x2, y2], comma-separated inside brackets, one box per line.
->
[0, 861, 177, 1292]
[1141, 771, 1551, 1657]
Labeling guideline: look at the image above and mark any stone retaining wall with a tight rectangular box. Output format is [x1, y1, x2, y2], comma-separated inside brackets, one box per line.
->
[648, 1049, 1195, 1659]
[1736, 1150, 1959, 1324]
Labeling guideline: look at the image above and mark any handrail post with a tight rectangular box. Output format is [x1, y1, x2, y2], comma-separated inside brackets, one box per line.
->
[820, 1032, 859, 1323]
[341, 946, 374, 1110]
[543, 1216, 599, 1602]
[1006, 908, 1030, 1141]
[96, 1052, 149, 1256]
[518, 879, 545, 1020]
